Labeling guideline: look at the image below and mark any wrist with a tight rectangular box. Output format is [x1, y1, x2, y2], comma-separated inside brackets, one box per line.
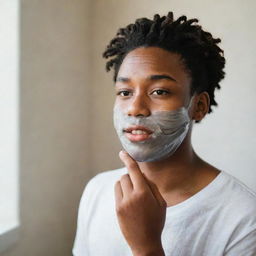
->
[133, 246, 165, 256]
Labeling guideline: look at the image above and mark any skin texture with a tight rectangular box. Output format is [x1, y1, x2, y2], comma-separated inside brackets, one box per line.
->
[114, 47, 221, 255]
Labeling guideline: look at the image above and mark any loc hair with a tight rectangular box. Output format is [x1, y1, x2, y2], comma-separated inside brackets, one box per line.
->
[102, 12, 226, 122]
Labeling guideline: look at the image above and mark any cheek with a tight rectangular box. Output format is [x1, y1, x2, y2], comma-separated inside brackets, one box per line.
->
[114, 100, 128, 112]
[164, 91, 190, 110]
[113, 104, 126, 119]
[152, 98, 182, 111]
[113, 99, 121, 110]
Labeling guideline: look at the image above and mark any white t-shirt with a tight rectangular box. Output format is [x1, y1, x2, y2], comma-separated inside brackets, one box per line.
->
[72, 168, 256, 256]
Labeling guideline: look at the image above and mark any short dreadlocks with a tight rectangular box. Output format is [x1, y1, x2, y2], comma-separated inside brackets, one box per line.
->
[103, 12, 225, 120]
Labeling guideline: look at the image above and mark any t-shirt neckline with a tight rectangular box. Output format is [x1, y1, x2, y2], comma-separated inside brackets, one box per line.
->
[165, 170, 227, 214]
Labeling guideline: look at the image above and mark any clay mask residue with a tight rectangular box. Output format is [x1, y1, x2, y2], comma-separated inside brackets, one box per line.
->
[113, 96, 195, 162]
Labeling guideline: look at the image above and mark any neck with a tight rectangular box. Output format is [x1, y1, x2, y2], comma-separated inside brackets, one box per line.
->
[137, 128, 203, 194]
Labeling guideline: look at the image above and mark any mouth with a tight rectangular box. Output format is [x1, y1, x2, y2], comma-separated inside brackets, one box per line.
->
[123, 126, 153, 142]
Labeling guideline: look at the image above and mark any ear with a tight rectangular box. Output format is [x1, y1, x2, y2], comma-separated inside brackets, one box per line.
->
[192, 92, 210, 122]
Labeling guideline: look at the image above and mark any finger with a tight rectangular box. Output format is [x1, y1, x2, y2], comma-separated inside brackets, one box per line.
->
[143, 174, 167, 207]
[114, 181, 123, 206]
[119, 173, 133, 197]
[119, 150, 150, 192]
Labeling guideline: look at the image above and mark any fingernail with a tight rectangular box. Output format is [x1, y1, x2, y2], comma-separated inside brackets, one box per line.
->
[119, 150, 128, 159]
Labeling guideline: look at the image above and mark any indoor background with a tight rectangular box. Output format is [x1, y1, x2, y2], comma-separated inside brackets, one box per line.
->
[1, 0, 255, 255]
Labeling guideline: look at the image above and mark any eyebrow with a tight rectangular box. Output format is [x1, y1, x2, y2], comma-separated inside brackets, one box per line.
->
[116, 74, 177, 83]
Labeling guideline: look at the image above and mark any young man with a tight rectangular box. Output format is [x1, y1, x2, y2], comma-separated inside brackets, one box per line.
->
[73, 12, 256, 256]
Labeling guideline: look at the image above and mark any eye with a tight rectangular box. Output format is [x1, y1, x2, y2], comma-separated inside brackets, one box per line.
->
[151, 89, 170, 96]
[116, 90, 132, 97]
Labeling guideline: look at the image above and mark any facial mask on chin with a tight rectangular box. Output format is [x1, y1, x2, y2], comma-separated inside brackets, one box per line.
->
[113, 95, 195, 162]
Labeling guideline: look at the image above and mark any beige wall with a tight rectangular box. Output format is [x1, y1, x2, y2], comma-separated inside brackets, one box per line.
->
[2, 0, 92, 255]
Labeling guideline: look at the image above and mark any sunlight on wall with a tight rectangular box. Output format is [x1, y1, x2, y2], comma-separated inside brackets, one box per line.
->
[0, 0, 19, 252]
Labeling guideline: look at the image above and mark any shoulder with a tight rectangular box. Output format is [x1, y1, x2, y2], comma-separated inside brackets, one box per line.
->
[81, 167, 127, 195]
[89, 167, 127, 185]
[221, 171, 256, 202]
[77, 167, 126, 212]
[220, 171, 256, 220]
[219, 172, 256, 253]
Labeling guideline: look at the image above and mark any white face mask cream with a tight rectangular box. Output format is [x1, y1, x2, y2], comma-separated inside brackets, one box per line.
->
[113, 95, 195, 162]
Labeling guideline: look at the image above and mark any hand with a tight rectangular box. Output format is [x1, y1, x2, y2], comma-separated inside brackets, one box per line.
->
[114, 150, 167, 255]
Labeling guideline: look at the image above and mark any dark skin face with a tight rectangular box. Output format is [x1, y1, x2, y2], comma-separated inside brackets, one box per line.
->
[115, 46, 220, 204]
[115, 46, 209, 120]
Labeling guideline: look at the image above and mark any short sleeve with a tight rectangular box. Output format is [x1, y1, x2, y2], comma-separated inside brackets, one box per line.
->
[72, 174, 99, 256]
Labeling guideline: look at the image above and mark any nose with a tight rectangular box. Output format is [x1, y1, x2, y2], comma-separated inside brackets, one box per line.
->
[127, 94, 150, 117]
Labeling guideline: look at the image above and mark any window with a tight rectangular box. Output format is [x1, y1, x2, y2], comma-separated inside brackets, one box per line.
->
[0, 0, 20, 252]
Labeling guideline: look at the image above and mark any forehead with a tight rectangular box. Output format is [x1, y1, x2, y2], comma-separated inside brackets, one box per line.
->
[117, 47, 191, 85]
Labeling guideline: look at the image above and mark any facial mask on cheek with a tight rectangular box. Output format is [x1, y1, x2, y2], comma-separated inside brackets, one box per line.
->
[113, 96, 194, 162]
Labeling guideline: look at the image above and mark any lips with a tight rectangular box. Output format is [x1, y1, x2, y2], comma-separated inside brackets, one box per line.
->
[123, 126, 153, 142]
